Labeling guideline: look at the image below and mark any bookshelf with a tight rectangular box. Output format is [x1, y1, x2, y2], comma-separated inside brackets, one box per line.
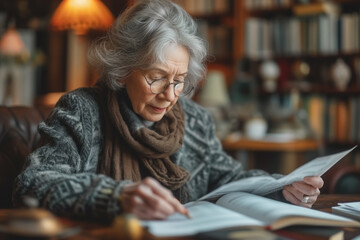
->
[239, 0, 360, 151]
[174, 0, 239, 85]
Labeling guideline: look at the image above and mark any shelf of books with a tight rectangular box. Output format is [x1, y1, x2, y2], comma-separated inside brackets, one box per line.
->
[175, 0, 234, 61]
[244, 6, 359, 59]
[304, 95, 360, 144]
[175, 0, 236, 85]
[240, 0, 360, 150]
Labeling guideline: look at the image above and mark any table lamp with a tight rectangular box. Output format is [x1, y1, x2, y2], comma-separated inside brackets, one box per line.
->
[0, 27, 25, 56]
[0, 26, 27, 105]
[198, 70, 230, 107]
[50, 0, 115, 92]
[51, 0, 115, 35]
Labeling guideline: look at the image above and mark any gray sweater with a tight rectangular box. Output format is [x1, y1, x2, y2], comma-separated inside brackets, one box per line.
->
[13, 87, 280, 220]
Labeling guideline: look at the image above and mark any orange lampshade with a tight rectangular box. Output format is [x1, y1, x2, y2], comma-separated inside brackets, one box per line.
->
[0, 28, 25, 56]
[51, 0, 115, 35]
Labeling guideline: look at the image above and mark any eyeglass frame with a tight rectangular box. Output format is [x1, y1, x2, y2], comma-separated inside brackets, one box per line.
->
[142, 72, 193, 96]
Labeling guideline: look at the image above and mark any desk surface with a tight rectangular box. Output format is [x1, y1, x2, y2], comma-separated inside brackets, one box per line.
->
[1, 195, 359, 240]
[313, 195, 360, 240]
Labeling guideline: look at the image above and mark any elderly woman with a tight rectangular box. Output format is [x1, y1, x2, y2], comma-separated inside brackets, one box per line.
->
[13, 0, 323, 221]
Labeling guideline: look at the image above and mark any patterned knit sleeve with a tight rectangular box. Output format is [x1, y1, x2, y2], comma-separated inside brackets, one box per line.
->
[12, 89, 131, 221]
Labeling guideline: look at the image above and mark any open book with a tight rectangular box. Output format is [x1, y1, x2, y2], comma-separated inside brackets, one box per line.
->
[142, 147, 359, 237]
[143, 192, 360, 237]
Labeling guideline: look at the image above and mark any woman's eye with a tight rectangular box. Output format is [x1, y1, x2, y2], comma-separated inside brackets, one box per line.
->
[150, 76, 165, 81]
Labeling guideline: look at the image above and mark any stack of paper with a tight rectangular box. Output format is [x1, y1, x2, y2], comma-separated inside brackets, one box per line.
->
[332, 202, 360, 221]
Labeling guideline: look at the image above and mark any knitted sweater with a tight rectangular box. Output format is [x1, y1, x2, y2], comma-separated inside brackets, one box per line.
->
[13, 87, 280, 220]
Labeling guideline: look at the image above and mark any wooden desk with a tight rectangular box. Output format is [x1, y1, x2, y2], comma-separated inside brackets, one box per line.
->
[75, 194, 360, 240]
[0, 195, 359, 240]
[313, 194, 360, 240]
[222, 138, 321, 174]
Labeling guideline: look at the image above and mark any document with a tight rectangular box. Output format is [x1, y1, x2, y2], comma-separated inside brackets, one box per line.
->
[199, 146, 357, 201]
[142, 147, 359, 237]
[332, 202, 360, 221]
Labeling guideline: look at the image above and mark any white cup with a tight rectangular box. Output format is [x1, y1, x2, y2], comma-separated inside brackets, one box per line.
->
[244, 117, 267, 140]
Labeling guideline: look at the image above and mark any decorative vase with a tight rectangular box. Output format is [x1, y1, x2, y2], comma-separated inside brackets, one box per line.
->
[259, 60, 280, 92]
[331, 59, 351, 91]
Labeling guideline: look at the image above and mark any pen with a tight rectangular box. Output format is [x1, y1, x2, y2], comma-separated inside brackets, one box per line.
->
[102, 188, 193, 219]
[183, 208, 192, 219]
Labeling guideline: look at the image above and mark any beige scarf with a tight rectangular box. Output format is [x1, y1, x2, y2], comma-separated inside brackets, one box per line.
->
[97, 85, 189, 191]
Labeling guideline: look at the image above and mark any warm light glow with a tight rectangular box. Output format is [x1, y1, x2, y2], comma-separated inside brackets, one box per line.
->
[51, 0, 115, 35]
[0, 28, 25, 56]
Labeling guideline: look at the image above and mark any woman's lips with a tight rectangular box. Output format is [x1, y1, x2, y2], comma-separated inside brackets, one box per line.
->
[151, 106, 166, 113]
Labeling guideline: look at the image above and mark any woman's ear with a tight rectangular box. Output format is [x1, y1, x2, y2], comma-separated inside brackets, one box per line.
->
[121, 76, 130, 87]
[122, 71, 136, 86]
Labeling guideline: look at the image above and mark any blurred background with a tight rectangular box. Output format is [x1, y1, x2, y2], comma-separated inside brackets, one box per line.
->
[1, 0, 360, 192]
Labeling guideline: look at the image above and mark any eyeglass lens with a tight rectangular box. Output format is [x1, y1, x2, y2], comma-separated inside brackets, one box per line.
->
[151, 79, 184, 96]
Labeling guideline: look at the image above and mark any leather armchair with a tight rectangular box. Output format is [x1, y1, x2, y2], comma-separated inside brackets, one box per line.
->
[0, 106, 52, 208]
[324, 164, 360, 194]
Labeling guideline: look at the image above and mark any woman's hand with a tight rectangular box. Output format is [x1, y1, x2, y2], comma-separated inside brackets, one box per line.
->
[282, 176, 324, 208]
[120, 177, 188, 220]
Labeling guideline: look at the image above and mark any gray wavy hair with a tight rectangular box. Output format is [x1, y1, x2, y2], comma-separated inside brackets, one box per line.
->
[88, 0, 207, 96]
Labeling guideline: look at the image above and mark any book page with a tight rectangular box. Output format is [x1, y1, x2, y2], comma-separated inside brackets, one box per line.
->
[277, 146, 356, 183]
[332, 202, 360, 221]
[198, 175, 277, 201]
[141, 201, 263, 237]
[216, 192, 357, 230]
[200, 146, 356, 201]
[338, 202, 360, 212]
[332, 206, 360, 221]
[255, 146, 357, 195]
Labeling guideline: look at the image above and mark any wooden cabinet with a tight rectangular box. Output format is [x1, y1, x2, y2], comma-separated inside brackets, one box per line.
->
[222, 137, 320, 174]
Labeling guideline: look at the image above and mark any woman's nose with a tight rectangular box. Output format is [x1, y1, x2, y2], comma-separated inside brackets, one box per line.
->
[161, 84, 176, 101]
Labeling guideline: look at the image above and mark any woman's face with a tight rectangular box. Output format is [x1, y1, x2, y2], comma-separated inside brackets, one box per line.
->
[125, 45, 190, 122]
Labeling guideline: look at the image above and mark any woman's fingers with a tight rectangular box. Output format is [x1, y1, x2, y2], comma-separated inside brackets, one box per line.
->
[283, 188, 312, 208]
[283, 184, 303, 201]
[122, 184, 174, 217]
[121, 177, 186, 219]
[143, 177, 188, 215]
[304, 176, 324, 189]
[291, 181, 320, 196]
[290, 176, 323, 197]
[121, 192, 169, 219]
[283, 188, 301, 205]
[133, 204, 168, 220]
[283, 176, 323, 208]
[135, 184, 176, 216]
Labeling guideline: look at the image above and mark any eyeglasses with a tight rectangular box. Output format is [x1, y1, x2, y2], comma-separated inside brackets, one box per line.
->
[142, 73, 193, 96]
